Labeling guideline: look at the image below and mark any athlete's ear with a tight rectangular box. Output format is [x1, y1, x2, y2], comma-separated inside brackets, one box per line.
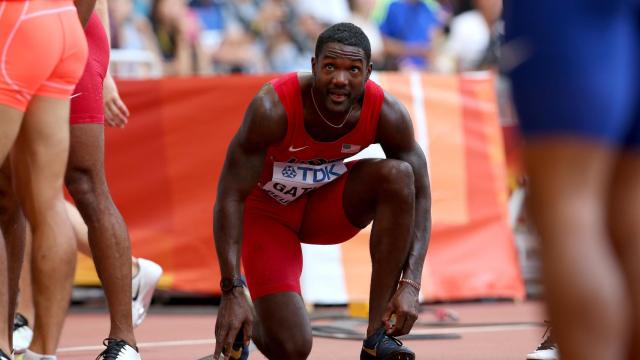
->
[311, 57, 317, 77]
[366, 62, 373, 80]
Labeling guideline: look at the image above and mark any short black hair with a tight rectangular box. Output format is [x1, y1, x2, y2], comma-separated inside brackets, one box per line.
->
[315, 23, 371, 64]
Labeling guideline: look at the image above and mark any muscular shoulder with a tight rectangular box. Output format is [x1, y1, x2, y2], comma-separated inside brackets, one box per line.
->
[238, 83, 288, 150]
[376, 92, 415, 153]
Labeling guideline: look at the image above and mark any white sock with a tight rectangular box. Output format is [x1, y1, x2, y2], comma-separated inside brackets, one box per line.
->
[24, 350, 56, 360]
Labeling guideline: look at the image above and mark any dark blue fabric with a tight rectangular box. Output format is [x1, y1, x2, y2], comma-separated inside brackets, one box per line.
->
[505, 0, 640, 147]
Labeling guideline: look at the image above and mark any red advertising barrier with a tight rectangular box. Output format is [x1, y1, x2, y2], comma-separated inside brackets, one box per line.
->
[74, 72, 525, 302]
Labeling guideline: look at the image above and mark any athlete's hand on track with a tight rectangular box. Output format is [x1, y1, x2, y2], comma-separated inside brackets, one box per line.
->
[103, 73, 130, 128]
[382, 283, 420, 336]
[214, 289, 253, 360]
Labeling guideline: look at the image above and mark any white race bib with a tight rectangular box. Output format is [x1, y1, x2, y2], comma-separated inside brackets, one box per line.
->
[262, 160, 348, 204]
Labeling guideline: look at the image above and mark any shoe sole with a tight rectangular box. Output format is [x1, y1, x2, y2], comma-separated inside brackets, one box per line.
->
[361, 351, 415, 360]
[384, 354, 414, 360]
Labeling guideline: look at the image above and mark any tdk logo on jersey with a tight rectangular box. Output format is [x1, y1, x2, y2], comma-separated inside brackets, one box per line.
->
[281, 165, 297, 178]
[296, 164, 342, 183]
[273, 161, 347, 184]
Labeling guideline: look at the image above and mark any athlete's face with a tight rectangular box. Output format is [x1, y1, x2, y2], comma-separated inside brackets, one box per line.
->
[312, 43, 372, 113]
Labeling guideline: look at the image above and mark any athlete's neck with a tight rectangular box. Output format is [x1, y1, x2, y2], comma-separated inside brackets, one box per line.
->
[303, 82, 362, 142]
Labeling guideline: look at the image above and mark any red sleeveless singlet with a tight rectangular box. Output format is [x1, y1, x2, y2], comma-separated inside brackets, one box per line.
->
[256, 72, 384, 205]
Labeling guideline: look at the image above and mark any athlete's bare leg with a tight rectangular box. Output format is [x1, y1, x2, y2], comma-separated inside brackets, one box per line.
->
[608, 151, 640, 358]
[16, 225, 33, 324]
[343, 159, 415, 336]
[10, 96, 76, 355]
[0, 161, 26, 340]
[525, 139, 629, 360]
[250, 159, 415, 359]
[15, 199, 141, 343]
[0, 105, 26, 354]
[65, 201, 140, 275]
[65, 201, 91, 256]
[65, 124, 136, 346]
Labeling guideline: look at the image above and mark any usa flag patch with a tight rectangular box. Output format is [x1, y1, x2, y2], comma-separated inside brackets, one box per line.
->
[341, 144, 361, 154]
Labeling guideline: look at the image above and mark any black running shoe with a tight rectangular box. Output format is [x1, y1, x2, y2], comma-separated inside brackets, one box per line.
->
[96, 338, 141, 360]
[526, 321, 558, 360]
[360, 328, 415, 360]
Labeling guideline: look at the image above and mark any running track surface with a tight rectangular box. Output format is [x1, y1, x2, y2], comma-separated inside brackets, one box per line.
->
[58, 301, 546, 359]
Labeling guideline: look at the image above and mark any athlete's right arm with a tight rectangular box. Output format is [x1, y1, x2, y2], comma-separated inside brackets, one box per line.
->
[212, 84, 286, 358]
[214, 83, 286, 280]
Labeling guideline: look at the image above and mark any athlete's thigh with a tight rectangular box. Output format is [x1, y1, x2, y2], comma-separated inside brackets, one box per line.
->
[300, 167, 365, 245]
[242, 202, 304, 300]
[10, 96, 70, 215]
[0, 106, 23, 165]
[505, 0, 637, 145]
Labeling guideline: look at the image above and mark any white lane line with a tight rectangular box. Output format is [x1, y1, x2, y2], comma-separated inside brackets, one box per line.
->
[412, 323, 541, 335]
[59, 324, 541, 353]
[58, 339, 215, 353]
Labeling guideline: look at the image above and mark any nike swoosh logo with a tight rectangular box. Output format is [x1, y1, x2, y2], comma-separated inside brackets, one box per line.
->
[70, 93, 82, 99]
[363, 346, 376, 356]
[132, 281, 141, 301]
[289, 145, 309, 152]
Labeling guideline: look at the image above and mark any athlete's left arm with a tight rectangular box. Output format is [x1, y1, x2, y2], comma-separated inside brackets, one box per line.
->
[377, 92, 431, 296]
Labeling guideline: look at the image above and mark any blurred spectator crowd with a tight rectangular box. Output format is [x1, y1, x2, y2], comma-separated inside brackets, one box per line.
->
[108, 0, 502, 78]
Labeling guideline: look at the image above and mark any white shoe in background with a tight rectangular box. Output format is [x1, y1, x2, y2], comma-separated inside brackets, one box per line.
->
[131, 258, 163, 327]
[12, 313, 33, 354]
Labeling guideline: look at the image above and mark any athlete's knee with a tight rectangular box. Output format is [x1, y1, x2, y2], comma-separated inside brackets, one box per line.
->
[375, 159, 415, 200]
[65, 168, 99, 205]
[264, 331, 312, 360]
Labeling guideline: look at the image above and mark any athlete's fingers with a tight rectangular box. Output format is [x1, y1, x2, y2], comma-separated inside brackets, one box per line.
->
[213, 325, 228, 359]
[104, 102, 119, 127]
[222, 327, 239, 360]
[243, 320, 252, 345]
[104, 106, 117, 127]
[106, 101, 127, 127]
[109, 97, 129, 122]
[108, 100, 127, 122]
[114, 97, 130, 117]
[390, 312, 408, 336]
[382, 307, 394, 331]
[400, 312, 417, 336]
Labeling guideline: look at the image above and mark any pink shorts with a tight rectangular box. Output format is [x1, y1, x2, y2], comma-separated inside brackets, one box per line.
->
[70, 12, 110, 125]
[0, 0, 87, 111]
[242, 169, 364, 299]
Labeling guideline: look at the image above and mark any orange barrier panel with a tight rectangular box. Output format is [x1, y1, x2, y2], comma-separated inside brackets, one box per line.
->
[74, 73, 525, 302]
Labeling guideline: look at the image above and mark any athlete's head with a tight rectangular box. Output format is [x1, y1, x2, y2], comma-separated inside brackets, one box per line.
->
[311, 23, 373, 113]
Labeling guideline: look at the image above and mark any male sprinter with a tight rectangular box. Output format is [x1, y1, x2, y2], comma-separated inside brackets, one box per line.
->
[213, 23, 431, 360]
[506, 0, 640, 359]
